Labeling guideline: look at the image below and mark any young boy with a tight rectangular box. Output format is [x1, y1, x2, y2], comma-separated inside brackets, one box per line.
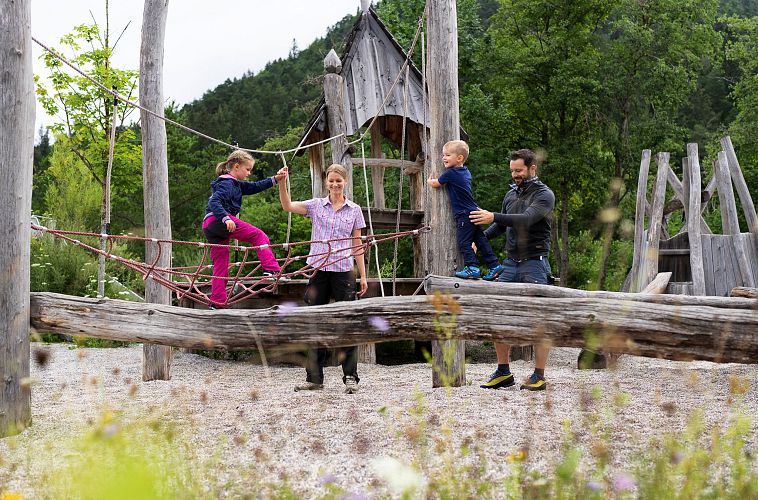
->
[427, 140, 505, 280]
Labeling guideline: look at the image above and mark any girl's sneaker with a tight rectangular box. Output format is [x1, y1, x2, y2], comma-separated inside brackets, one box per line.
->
[455, 266, 481, 279]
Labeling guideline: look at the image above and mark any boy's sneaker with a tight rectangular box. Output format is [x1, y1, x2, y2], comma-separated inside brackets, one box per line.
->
[294, 382, 323, 392]
[480, 370, 515, 389]
[344, 375, 359, 394]
[482, 264, 506, 281]
[455, 266, 481, 279]
[520, 373, 547, 391]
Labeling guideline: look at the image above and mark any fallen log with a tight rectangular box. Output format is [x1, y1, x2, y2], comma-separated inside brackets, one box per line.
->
[424, 276, 758, 309]
[29, 291, 758, 364]
[731, 287, 758, 299]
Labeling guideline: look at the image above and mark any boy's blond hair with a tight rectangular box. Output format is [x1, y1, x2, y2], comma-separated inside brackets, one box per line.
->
[444, 140, 469, 161]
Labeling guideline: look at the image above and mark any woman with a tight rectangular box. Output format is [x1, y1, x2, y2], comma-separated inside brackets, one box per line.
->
[278, 163, 368, 394]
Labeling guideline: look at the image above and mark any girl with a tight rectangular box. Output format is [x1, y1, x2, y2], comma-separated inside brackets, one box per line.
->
[278, 163, 368, 394]
[202, 150, 285, 308]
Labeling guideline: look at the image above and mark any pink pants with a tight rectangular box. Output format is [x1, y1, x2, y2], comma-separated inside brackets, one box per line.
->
[202, 215, 281, 305]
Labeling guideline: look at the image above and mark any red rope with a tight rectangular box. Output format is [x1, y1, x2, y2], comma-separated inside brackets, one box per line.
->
[32, 224, 430, 307]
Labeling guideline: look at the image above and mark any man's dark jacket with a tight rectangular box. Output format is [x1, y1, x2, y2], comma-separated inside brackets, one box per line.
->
[483, 178, 555, 261]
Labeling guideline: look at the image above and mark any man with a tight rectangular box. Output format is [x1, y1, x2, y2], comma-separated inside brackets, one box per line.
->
[469, 149, 555, 391]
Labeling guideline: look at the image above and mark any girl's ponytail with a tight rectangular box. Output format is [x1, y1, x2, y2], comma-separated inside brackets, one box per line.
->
[215, 150, 255, 176]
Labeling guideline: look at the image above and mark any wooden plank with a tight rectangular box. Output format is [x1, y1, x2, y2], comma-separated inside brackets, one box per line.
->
[140, 0, 173, 381]
[725, 236, 742, 289]
[747, 233, 758, 286]
[721, 136, 758, 234]
[29, 292, 758, 365]
[715, 152, 740, 234]
[427, 0, 465, 387]
[630, 150, 651, 291]
[424, 276, 757, 308]
[362, 157, 424, 174]
[686, 144, 706, 295]
[642, 272, 672, 294]
[734, 229, 757, 288]
[361, 208, 423, 229]
[0, 0, 33, 436]
[369, 125, 385, 209]
[639, 153, 670, 291]
[712, 237, 728, 297]
[309, 143, 326, 198]
[701, 234, 715, 296]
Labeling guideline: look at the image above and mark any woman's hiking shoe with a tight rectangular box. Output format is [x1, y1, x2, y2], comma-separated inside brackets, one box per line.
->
[482, 264, 506, 281]
[344, 376, 359, 394]
[294, 382, 324, 392]
[455, 266, 481, 279]
[480, 370, 515, 389]
[520, 373, 547, 391]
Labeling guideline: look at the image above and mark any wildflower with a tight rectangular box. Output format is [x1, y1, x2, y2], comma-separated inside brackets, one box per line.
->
[368, 316, 390, 331]
[506, 447, 529, 463]
[341, 493, 369, 500]
[371, 456, 424, 495]
[587, 480, 603, 492]
[670, 450, 684, 464]
[276, 301, 298, 316]
[319, 473, 337, 485]
[612, 472, 636, 492]
[33, 348, 51, 368]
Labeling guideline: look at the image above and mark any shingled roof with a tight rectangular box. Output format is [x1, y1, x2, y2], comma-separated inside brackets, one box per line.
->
[298, 7, 466, 157]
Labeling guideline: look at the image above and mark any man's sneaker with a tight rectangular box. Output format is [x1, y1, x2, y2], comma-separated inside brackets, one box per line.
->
[455, 266, 481, 279]
[520, 373, 547, 391]
[344, 375, 359, 394]
[480, 370, 515, 389]
[294, 382, 323, 392]
[482, 264, 506, 281]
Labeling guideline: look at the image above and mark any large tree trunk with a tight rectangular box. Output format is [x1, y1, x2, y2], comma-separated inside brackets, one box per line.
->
[29, 291, 758, 365]
[426, 0, 465, 387]
[140, 0, 173, 381]
[1, 0, 34, 436]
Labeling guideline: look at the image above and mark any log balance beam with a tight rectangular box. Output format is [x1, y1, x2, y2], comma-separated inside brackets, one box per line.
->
[29, 276, 758, 364]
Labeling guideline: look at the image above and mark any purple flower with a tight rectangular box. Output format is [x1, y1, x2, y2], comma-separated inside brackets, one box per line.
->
[612, 472, 636, 492]
[276, 301, 298, 316]
[368, 316, 390, 331]
[586, 480, 603, 492]
[319, 473, 337, 485]
[670, 450, 684, 464]
[341, 493, 369, 500]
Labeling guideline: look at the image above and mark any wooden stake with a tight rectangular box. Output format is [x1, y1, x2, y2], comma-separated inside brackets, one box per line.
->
[140, 0, 173, 380]
[0, 0, 33, 436]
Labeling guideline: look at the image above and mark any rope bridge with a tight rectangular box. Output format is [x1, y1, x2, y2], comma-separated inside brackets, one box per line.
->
[31, 224, 429, 308]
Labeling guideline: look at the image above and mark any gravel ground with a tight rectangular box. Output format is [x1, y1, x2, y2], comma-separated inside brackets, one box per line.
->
[1, 342, 757, 497]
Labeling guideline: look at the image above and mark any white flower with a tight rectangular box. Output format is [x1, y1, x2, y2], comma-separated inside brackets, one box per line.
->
[371, 456, 424, 495]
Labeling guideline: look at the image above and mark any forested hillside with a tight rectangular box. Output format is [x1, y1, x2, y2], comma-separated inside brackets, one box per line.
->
[32, 0, 758, 295]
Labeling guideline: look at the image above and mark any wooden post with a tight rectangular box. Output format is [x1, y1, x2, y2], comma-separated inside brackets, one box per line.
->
[323, 49, 353, 198]
[721, 136, 758, 234]
[309, 143, 326, 198]
[140, 0, 173, 380]
[637, 153, 669, 291]
[717, 152, 755, 287]
[686, 144, 706, 296]
[715, 152, 740, 235]
[628, 150, 651, 292]
[356, 125, 384, 364]
[370, 124, 385, 209]
[426, 0, 465, 387]
[1, 0, 33, 436]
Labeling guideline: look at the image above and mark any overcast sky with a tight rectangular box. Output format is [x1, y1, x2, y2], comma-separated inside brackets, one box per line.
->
[31, 0, 365, 132]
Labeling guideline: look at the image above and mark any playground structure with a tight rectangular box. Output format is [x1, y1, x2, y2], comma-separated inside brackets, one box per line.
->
[3, 0, 758, 438]
[625, 138, 758, 296]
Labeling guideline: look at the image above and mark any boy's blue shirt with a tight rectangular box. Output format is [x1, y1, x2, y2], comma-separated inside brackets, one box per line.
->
[437, 165, 480, 218]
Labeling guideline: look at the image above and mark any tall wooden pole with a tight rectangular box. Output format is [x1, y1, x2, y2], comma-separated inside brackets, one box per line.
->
[140, 0, 173, 381]
[426, 0, 465, 387]
[323, 49, 354, 198]
[1, 0, 34, 436]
